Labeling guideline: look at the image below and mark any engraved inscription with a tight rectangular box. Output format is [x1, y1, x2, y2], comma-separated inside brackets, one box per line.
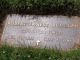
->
[1, 15, 80, 50]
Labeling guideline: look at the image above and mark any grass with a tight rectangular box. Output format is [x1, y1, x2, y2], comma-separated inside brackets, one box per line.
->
[1, 0, 80, 24]
[0, 45, 80, 60]
[0, 0, 80, 15]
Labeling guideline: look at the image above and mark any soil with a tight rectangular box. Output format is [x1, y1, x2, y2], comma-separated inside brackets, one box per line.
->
[0, 23, 4, 42]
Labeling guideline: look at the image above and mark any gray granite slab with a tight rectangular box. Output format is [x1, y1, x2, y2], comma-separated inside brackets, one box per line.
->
[1, 14, 80, 50]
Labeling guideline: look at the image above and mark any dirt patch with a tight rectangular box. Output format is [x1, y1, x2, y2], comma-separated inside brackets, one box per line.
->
[0, 23, 4, 43]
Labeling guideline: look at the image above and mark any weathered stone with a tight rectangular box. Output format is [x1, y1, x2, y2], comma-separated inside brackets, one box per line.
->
[1, 14, 80, 50]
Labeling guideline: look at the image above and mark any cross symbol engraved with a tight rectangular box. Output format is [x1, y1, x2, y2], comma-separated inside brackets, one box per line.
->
[36, 40, 40, 46]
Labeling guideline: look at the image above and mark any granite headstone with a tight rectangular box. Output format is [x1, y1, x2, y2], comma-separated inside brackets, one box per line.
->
[1, 14, 80, 50]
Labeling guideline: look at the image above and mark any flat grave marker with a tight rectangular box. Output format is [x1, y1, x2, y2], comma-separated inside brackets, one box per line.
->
[1, 14, 80, 50]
